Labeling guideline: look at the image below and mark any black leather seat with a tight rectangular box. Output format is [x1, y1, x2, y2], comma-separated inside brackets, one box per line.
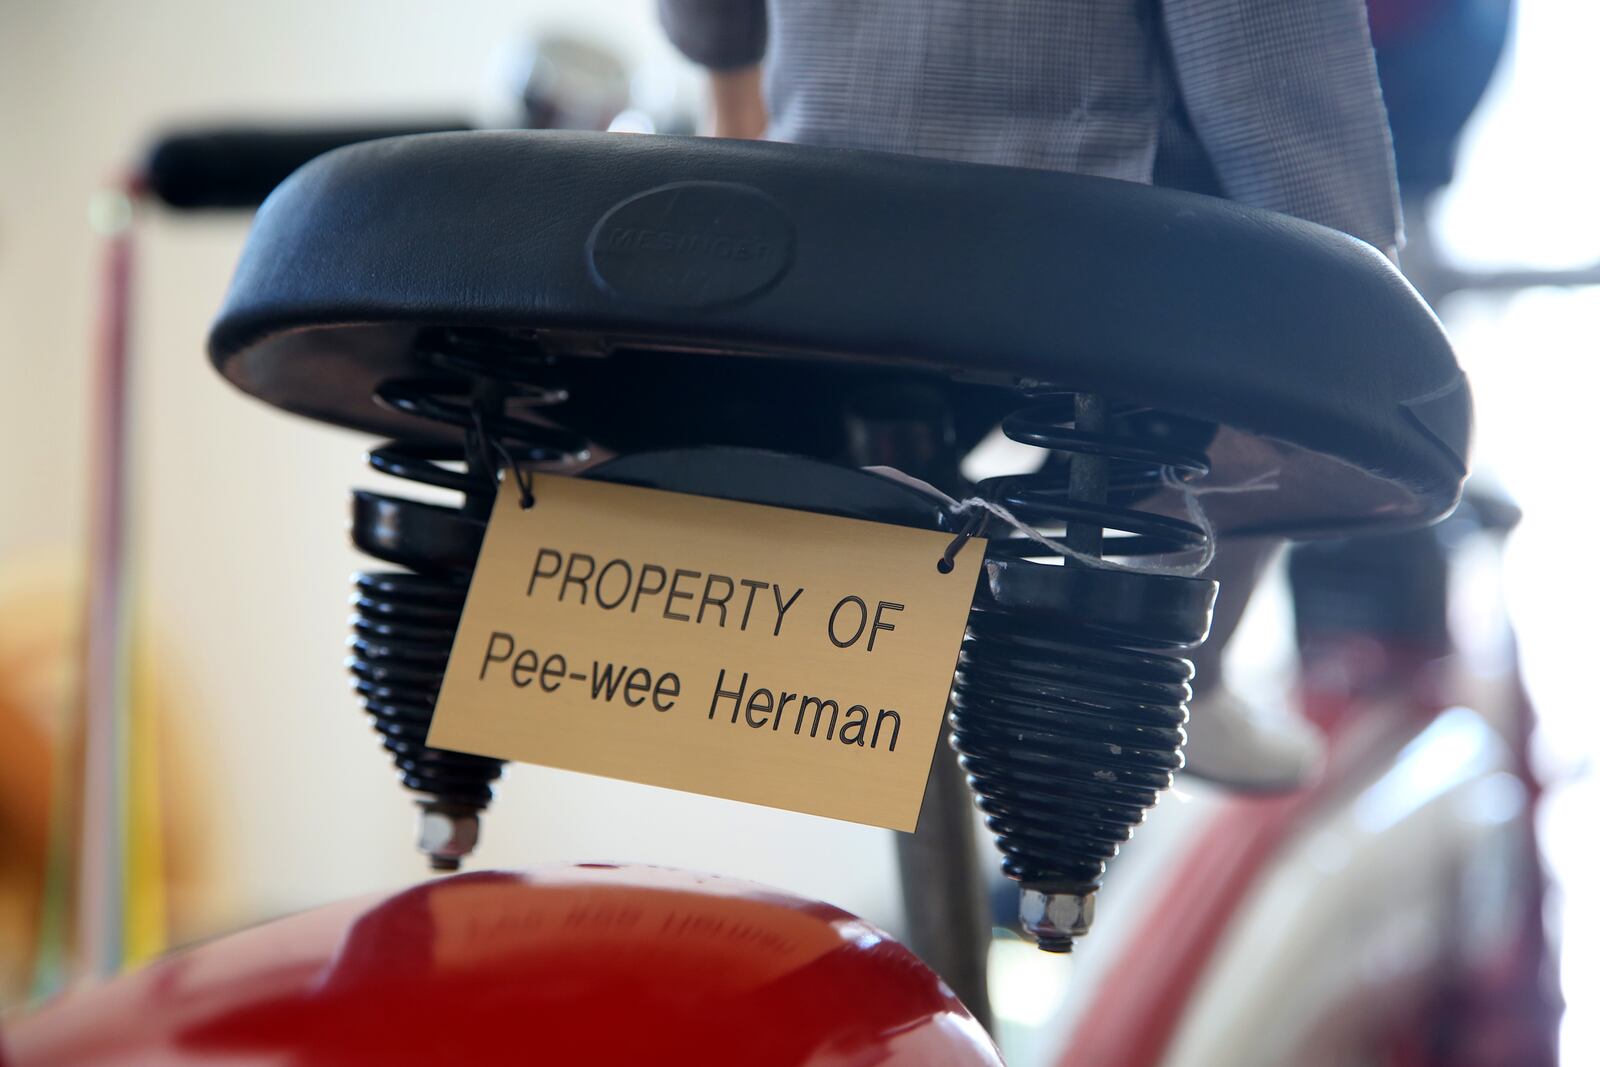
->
[210, 130, 1469, 537]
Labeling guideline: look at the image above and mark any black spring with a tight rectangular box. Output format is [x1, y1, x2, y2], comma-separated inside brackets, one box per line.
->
[950, 390, 1216, 951]
[346, 330, 588, 869]
[983, 390, 1210, 560]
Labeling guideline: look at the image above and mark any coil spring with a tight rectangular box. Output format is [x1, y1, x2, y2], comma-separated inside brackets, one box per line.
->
[950, 390, 1213, 949]
[346, 330, 587, 869]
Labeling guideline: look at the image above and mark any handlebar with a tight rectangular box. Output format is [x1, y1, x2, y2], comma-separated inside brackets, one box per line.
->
[143, 120, 469, 209]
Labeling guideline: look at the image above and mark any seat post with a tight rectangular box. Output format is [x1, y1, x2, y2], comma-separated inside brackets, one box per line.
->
[842, 382, 993, 1027]
[1064, 392, 1108, 558]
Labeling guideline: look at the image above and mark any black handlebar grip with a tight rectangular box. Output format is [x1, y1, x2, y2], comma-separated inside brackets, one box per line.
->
[144, 121, 471, 209]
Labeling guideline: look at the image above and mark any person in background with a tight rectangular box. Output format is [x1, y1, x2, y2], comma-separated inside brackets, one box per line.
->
[658, 0, 1405, 790]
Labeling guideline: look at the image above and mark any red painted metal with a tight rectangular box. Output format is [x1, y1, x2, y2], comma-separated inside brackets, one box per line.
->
[1058, 641, 1450, 1067]
[8, 863, 1002, 1066]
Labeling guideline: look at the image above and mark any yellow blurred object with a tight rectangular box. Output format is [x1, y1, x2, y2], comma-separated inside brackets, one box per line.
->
[0, 554, 77, 1003]
[0, 551, 208, 1005]
[123, 629, 168, 968]
[0, 557, 77, 830]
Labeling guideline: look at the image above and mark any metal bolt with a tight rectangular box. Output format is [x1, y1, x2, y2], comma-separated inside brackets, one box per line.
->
[417, 808, 480, 871]
[1018, 889, 1095, 953]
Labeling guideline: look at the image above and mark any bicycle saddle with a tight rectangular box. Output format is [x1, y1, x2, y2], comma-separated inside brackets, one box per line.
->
[211, 129, 1468, 537]
[206, 130, 1471, 952]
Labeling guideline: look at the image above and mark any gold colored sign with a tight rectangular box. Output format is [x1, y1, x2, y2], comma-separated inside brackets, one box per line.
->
[427, 473, 984, 831]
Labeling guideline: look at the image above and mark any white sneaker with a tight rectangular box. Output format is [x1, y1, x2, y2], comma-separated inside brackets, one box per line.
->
[1180, 687, 1323, 793]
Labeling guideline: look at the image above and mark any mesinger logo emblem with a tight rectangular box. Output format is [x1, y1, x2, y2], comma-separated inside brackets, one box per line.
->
[597, 226, 775, 263]
[587, 182, 795, 308]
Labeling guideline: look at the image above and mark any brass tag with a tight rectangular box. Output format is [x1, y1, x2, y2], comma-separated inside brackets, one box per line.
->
[427, 473, 984, 831]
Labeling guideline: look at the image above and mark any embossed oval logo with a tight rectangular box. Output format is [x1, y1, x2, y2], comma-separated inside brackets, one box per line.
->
[587, 181, 795, 308]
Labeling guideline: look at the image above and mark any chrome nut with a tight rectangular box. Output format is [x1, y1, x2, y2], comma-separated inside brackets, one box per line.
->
[1018, 889, 1095, 952]
[417, 809, 480, 871]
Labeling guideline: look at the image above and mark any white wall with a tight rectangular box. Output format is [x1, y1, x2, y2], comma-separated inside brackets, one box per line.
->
[0, 0, 904, 942]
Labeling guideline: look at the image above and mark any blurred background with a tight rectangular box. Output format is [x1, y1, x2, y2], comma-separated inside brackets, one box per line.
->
[0, 1, 1595, 1064]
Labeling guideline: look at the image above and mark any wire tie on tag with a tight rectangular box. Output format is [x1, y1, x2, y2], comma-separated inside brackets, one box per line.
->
[469, 405, 536, 510]
[938, 508, 990, 574]
[871, 462, 1281, 579]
